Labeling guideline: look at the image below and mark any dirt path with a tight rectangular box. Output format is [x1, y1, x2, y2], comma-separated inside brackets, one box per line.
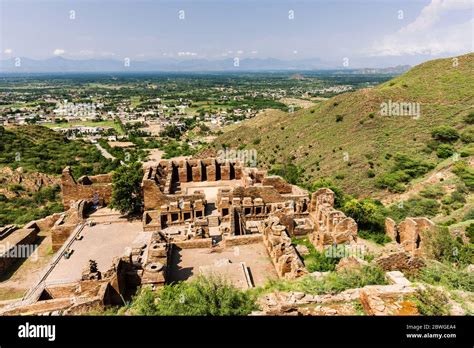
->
[381, 162, 457, 205]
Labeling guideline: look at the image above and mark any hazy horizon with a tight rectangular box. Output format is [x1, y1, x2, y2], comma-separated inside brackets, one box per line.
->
[0, 0, 472, 71]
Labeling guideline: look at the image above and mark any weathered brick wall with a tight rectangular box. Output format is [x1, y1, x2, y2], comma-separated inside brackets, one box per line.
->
[260, 217, 307, 279]
[0, 227, 38, 275]
[172, 238, 213, 249]
[223, 234, 263, 247]
[51, 224, 76, 252]
[61, 167, 112, 210]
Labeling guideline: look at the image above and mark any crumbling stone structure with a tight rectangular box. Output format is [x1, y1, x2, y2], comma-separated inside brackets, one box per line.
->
[260, 217, 307, 279]
[309, 188, 358, 251]
[0, 224, 39, 275]
[61, 167, 112, 210]
[385, 217, 435, 257]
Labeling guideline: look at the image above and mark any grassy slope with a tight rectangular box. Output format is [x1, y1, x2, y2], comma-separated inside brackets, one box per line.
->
[209, 53, 474, 198]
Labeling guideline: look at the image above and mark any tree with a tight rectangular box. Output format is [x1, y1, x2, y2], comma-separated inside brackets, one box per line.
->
[109, 162, 143, 215]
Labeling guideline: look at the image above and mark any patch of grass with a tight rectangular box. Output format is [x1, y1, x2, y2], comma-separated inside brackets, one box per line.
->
[358, 230, 392, 245]
[255, 264, 387, 296]
[292, 237, 340, 272]
[413, 261, 474, 292]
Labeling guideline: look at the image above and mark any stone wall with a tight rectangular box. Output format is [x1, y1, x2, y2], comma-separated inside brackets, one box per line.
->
[61, 167, 112, 210]
[260, 217, 307, 279]
[384, 217, 435, 257]
[309, 188, 358, 251]
[223, 234, 263, 247]
[0, 226, 38, 275]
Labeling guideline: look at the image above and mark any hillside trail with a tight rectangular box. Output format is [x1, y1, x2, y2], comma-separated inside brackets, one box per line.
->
[381, 161, 458, 206]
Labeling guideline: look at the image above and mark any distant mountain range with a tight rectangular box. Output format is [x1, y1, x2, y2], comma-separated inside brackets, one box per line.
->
[0, 56, 411, 74]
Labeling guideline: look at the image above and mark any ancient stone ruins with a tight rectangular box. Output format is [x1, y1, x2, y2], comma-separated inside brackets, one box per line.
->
[0, 158, 441, 315]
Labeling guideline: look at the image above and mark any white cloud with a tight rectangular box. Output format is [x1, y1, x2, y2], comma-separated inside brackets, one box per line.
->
[371, 0, 473, 56]
[4, 48, 13, 54]
[178, 51, 197, 56]
[53, 48, 65, 55]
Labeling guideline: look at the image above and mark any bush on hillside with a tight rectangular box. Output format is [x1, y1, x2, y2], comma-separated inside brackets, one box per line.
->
[436, 144, 455, 158]
[431, 126, 460, 143]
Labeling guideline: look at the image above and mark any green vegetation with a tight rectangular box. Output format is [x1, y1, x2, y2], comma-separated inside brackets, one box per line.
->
[436, 143, 455, 158]
[414, 287, 451, 316]
[292, 237, 340, 272]
[431, 126, 460, 143]
[452, 161, 474, 191]
[210, 53, 474, 197]
[161, 141, 196, 159]
[109, 162, 144, 215]
[387, 196, 440, 221]
[269, 163, 303, 185]
[414, 261, 473, 292]
[255, 264, 387, 295]
[0, 126, 119, 177]
[125, 276, 257, 316]
[0, 185, 63, 226]
[310, 178, 346, 208]
[422, 226, 473, 266]
[375, 153, 435, 193]
[0, 125, 120, 225]
[43, 120, 125, 135]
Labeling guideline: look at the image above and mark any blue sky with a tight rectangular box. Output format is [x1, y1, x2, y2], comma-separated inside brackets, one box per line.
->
[0, 0, 472, 65]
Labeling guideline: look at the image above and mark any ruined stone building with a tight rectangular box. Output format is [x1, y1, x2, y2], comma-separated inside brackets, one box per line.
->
[0, 158, 363, 315]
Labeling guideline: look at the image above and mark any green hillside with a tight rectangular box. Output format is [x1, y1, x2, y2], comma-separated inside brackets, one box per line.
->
[208, 53, 474, 198]
[0, 125, 121, 226]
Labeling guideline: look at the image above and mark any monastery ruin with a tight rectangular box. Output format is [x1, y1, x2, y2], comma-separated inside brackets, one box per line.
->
[0, 158, 441, 315]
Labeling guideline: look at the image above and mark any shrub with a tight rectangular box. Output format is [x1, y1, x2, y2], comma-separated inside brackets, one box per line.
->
[358, 230, 391, 245]
[269, 163, 303, 185]
[376, 153, 435, 193]
[419, 184, 444, 199]
[292, 238, 340, 272]
[452, 161, 474, 190]
[431, 126, 459, 143]
[127, 276, 257, 316]
[464, 112, 474, 125]
[367, 170, 375, 178]
[110, 162, 144, 215]
[414, 287, 450, 316]
[336, 115, 344, 122]
[415, 261, 474, 292]
[465, 223, 474, 242]
[422, 226, 473, 266]
[342, 198, 386, 232]
[257, 265, 387, 295]
[436, 144, 455, 158]
[387, 196, 440, 221]
[460, 127, 474, 143]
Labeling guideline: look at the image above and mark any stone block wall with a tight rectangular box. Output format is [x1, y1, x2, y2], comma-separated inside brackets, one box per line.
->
[384, 217, 435, 256]
[61, 167, 112, 210]
[260, 217, 307, 279]
[309, 188, 358, 251]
